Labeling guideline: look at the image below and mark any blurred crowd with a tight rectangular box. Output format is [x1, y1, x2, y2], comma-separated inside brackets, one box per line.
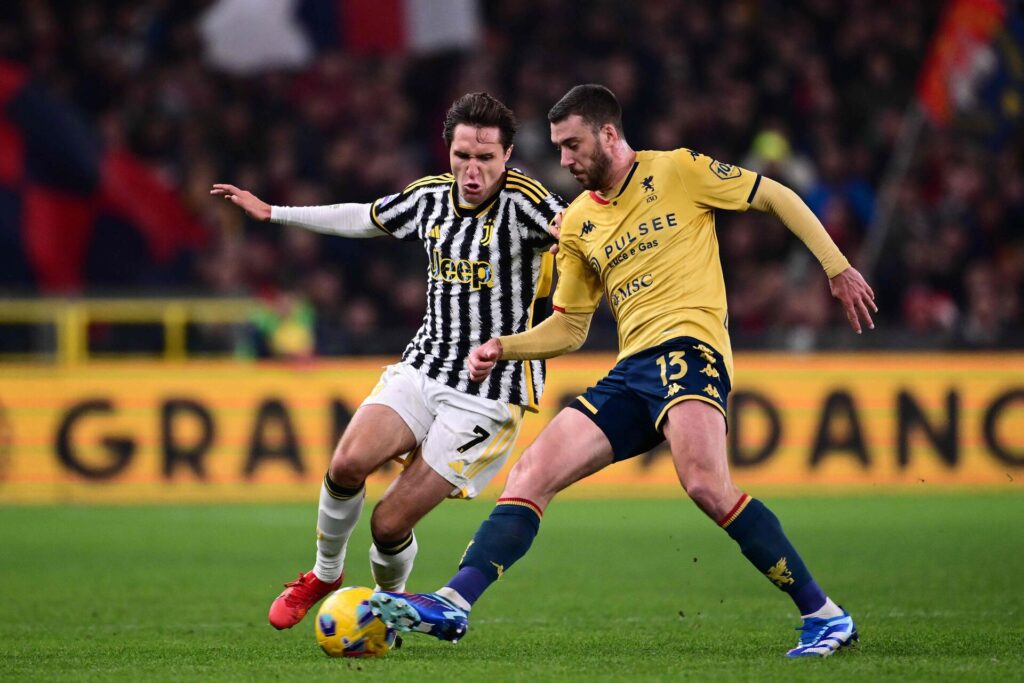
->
[1, 0, 1022, 356]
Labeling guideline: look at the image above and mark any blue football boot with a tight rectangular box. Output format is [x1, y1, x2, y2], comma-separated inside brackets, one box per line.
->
[369, 591, 469, 643]
[786, 608, 858, 657]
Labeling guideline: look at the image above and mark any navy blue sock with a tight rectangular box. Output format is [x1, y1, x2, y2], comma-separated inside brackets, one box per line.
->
[720, 495, 827, 615]
[445, 498, 542, 606]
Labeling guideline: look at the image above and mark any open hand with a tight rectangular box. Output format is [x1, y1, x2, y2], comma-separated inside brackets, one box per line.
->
[829, 267, 877, 334]
[210, 183, 272, 222]
[468, 338, 503, 382]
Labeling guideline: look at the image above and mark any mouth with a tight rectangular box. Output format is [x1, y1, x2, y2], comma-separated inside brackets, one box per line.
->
[463, 182, 481, 196]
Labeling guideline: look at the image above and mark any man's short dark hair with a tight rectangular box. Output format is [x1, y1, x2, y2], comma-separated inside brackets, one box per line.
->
[547, 84, 623, 134]
[443, 92, 518, 150]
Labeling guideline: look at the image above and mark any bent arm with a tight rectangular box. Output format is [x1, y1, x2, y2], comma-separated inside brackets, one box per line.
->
[751, 176, 850, 278]
[498, 311, 593, 360]
[270, 203, 385, 238]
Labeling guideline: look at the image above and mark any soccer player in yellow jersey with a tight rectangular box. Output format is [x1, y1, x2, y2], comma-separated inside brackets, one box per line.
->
[371, 85, 876, 658]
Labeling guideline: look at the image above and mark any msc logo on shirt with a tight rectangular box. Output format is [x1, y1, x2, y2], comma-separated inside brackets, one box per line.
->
[429, 249, 494, 290]
[609, 273, 654, 308]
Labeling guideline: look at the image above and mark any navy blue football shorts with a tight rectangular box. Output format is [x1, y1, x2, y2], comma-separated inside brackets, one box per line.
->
[568, 336, 731, 462]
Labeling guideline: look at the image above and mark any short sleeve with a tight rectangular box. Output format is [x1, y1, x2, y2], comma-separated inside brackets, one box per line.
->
[370, 175, 452, 241]
[672, 148, 761, 212]
[506, 169, 568, 248]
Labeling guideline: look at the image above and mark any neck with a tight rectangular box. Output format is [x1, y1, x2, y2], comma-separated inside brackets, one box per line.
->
[597, 144, 637, 196]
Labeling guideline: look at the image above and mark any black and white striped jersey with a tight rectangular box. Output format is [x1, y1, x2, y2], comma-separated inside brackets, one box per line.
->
[369, 168, 566, 411]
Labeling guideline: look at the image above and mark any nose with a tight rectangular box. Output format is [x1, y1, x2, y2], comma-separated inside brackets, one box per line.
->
[560, 150, 573, 168]
[466, 160, 480, 178]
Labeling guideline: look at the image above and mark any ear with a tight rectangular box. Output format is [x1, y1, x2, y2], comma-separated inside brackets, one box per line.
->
[600, 123, 618, 146]
[503, 144, 514, 163]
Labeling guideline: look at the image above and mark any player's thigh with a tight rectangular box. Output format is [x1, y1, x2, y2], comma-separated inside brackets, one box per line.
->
[331, 405, 418, 480]
[371, 452, 455, 541]
[332, 365, 428, 475]
[662, 399, 739, 517]
[502, 408, 614, 507]
[420, 391, 525, 499]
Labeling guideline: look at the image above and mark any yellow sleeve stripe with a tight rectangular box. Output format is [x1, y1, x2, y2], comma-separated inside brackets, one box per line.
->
[507, 171, 550, 197]
[403, 174, 454, 193]
[506, 180, 544, 204]
[370, 201, 391, 233]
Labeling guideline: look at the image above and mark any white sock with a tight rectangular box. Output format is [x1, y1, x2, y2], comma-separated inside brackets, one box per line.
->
[803, 596, 843, 619]
[312, 479, 365, 583]
[369, 532, 418, 592]
[437, 586, 471, 612]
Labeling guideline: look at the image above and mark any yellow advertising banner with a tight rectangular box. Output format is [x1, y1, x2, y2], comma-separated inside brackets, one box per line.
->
[0, 353, 1022, 503]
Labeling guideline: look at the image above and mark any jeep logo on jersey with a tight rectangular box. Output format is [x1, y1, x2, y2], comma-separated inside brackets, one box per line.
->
[609, 273, 654, 308]
[429, 249, 494, 291]
[581, 220, 595, 236]
[710, 160, 741, 180]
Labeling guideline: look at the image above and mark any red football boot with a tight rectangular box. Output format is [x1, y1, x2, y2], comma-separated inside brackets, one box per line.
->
[268, 570, 342, 629]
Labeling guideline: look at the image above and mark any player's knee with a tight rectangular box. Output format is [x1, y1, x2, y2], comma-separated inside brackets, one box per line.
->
[680, 471, 738, 519]
[369, 502, 412, 546]
[327, 447, 369, 488]
[502, 446, 552, 500]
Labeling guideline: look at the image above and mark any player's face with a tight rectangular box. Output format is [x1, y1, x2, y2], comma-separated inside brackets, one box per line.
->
[551, 115, 613, 192]
[449, 124, 512, 205]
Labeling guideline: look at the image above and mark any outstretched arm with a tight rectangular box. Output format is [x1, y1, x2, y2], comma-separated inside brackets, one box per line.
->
[468, 311, 593, 382]
[751, 176, 877, 333]
[211, 183, 383, 238]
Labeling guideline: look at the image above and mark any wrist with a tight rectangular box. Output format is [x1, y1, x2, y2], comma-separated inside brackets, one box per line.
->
[493, 337, 504, 359]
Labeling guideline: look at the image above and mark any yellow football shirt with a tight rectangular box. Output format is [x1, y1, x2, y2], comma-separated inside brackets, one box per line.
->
[554, 149, 761, 381]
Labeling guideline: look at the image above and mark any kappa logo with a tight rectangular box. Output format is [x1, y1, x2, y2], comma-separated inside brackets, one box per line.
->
[581, 220, 595, 236]
[710, 159, 742, 180]
[703, 384, 721, 399]
[664, 382, 684, 398]
[642, 175, 655, 193]
[700, 364, 720, 378]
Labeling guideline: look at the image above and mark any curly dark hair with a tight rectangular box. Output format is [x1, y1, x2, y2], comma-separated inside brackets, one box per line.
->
[442, 92, 518, 150]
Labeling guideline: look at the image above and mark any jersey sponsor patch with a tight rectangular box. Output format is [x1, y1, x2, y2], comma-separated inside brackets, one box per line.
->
[709, 159, 742, 180]
[377, 192, 400, 207]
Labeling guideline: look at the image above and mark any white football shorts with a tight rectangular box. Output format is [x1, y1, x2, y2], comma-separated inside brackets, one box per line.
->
[361, 362, 525, 499]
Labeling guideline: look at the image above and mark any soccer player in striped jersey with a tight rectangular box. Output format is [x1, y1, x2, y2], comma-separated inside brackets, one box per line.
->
[371, 85, 875, 657]
[212, 92, 565, 630]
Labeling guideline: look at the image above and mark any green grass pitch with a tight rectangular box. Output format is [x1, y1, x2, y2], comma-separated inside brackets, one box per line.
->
[2, 492, 1022, 682]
